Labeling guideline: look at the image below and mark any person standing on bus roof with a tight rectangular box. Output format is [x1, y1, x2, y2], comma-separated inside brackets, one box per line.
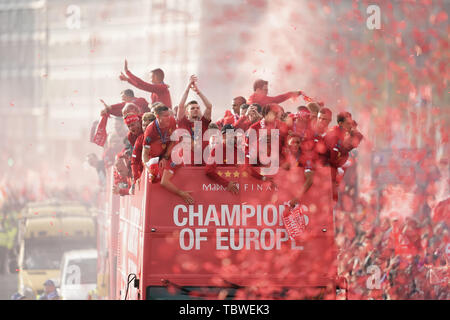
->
[99, 89, 149, 118]
[142, 105, 177, 173]
[248, 78, 302, 108]
[176, 75, 212, 157]
[120, 60, 172, 108]
[131, 112, 156, 185]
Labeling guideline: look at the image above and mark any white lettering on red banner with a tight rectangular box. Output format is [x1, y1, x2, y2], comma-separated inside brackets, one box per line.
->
[173, 204, 304, 250]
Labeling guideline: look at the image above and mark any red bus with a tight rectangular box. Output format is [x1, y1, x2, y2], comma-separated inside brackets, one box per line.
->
[96, 168, 120, 300]
[103, 165, 340, 300]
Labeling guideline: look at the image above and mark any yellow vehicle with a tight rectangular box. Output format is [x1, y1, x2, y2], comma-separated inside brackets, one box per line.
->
[15, 200, 96, 299]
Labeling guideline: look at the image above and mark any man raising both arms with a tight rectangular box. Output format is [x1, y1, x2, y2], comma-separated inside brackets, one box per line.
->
[120, 59, 172, 108]
[177, 75, 212, 162]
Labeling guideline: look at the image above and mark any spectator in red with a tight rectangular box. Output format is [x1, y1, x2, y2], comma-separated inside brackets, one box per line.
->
[120, 59, 172, 108]
[176, 75, 212, 160]
[131, 112, 156, 185]
[99, 89, 149, 117]
[142, 105, 177, 179]
[247, 79, 302, 107]
[216, 96, 246, 129]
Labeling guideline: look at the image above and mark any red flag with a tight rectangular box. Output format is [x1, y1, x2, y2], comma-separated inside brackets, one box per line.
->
[91, 115, 108, 147]
[282, 204, 307, 240]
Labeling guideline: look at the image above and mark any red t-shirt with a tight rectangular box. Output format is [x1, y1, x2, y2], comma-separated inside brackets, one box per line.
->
[177, 115, 211, 154]
[109, 97, 150, 117]
[177, 115, 211, 136]
[312, 132, 329, 167]
[126, 70, 172, 108]
[143, 117, 177, 158]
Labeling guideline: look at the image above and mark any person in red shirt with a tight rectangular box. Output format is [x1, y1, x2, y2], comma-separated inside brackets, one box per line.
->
[131, 112, 156, 185]
[248, 104, 288, 166]
[247, 78, 302, 107]
[99, 89, 149, 117]
[216, 96, 246, 129]
[342, 120, 364, 153]
[120, 59, 172, 108]
[176, 75, 212, 163]
[280, 135, 315, 208]
[315, 107, 333, 137]
[205, 124, 269, 194]
[288, 106, 317, 168]
[313, 107, 333, 166]
[142, 105, 177, 179]
[233, 103, 263, 133]
[324, 111, 353, 168]
[306, 102, 320, 129]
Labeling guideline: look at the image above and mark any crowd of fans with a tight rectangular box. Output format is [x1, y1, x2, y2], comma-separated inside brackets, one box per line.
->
[92, 60, 363, 206]
[89, 61, 448, 299]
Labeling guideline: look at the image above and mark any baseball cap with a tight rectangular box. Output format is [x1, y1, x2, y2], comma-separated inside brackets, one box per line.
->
[43, 279, 55, 286]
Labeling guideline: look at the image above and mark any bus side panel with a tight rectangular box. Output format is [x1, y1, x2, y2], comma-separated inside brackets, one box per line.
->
[97, 167, 120, 299]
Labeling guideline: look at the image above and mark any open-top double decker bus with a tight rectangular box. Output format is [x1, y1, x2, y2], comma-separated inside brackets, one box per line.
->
[99, 164, 340, 300]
